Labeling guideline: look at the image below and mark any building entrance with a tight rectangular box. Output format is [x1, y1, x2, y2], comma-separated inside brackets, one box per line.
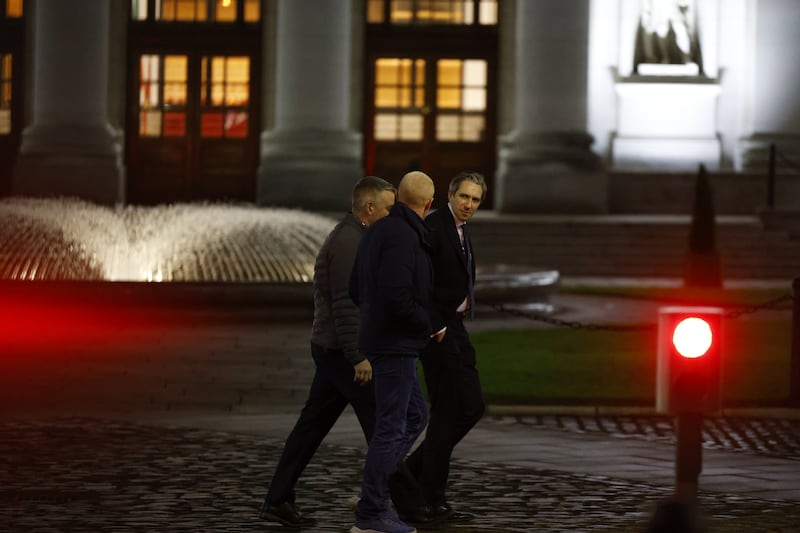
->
[364, 0, 498, 207]
[126, 0, 260, 204]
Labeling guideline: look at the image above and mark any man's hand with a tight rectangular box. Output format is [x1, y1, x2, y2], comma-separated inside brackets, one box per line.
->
[353, 359, 373, 384]
[434, 329, 446, 343]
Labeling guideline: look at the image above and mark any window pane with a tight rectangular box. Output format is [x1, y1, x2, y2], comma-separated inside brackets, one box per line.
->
[375, 113, 398, 140]
[176, 0, 201, 21]
[164, 55, 187, 105]
[163, 111, 186, 136]
[462, 88, 485, 110]
[376, 59, 400, 85]
[462, 115, 484, 141]
[215, 0, 236, 22]
[0, 110, 10, 134]
[226, 57, 249, 106]
[463, 59, 486, 85]
[376, 87, 399, 107]
[367, 0, 384, 22]
[139, 55, 160, 107]
[224, 111, 248, 137]
[160, 0, 176, 20]
[6, 0, 23, 17]
[140, 111, 162, 136]
[131, 0, 147, 20]
[478, 0, 497, 25]
[386, 0, 492, 25]
[399, 114, 423, 140]
[0, 55, 10, 135]
[390, 0, 413, 23]
[438, 59, 461, 85]
[437, 88, 460, 109]
[244, 0, 260, 21]
[202, 112, 224, 137]
[437, 115, 459, 141]
[414, 60, 425, 84]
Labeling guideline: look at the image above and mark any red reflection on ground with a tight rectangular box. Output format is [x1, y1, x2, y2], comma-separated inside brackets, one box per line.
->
[0, 300, 154, 350]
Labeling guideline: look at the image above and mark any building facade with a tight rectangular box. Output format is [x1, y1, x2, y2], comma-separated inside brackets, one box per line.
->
[1, 0, 798, 212]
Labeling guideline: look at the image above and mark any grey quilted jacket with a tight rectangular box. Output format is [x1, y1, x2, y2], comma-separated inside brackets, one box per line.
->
[310, 212, 365, 366]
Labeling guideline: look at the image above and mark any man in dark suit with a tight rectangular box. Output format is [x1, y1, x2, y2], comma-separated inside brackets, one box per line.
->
[390, 171, 487, 527]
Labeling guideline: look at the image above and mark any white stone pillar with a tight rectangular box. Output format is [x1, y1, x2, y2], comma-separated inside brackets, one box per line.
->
[495, 0, 605, 213]
[737, 0, 800, 175]
[12, 0, 124, 205]
[257, 0, 362, 210]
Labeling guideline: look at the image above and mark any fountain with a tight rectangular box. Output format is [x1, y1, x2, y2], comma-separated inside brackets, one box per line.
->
[0, 197, 558, 312]
[0, 198, 336, 283]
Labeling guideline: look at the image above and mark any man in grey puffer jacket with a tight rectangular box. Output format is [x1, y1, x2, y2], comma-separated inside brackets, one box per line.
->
[260, 176, 396, 529]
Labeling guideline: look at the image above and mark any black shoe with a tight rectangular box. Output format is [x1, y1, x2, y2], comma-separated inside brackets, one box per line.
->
[443, 502, 475, 522]
[400, 503, 454, 527]
[259, 501, 316, 529]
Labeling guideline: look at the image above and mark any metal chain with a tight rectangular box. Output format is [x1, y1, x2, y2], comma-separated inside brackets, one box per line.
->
[490, 292, 794, 331]
[488, 304, 656, 331]
[723, 293, 794, 319]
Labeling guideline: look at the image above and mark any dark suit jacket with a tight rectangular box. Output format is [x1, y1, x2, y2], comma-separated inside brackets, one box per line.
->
[425, 206, 475, 332]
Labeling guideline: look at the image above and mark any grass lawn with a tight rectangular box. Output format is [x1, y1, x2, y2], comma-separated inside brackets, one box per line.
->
[472, 286, 794, 406]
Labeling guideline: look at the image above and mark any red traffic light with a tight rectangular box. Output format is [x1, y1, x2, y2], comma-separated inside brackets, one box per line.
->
[657, 307, 723, 415]
[672, 317, 713, 358]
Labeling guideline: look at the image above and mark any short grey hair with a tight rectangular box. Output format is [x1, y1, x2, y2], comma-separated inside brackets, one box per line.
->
[352, 176, 396, 211]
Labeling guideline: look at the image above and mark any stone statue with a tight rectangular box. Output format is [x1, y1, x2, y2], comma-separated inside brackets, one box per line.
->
[633, 0, 703, 74]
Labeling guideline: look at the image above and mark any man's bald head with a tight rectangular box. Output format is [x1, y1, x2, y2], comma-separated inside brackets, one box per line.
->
[397, 171, 435, 214]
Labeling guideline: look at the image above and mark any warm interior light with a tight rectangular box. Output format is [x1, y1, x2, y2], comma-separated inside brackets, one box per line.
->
[222, 0, 232, 7]
[672, 317, 712, 358]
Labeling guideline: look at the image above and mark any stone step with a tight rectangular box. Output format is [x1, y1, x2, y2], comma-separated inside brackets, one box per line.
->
[468, 215, 800, 279]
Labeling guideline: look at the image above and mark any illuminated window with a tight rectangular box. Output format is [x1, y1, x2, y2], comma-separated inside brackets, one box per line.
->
[139, 54, 188, 137]
[0, 53, 11, 134]
[200, 55, 250, 138]
[5, 0, 23, 17]
[130, 0, 259, 22]
[367, 0, 496, 25]
[435, 59, 486, 142]
[374, 58, 425, 141]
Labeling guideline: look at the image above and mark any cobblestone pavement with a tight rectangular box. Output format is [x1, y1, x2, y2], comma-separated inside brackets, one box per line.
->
[1, 417, 799, 533]
[495, 414, 800, 461]
[1, 293, 799, 531]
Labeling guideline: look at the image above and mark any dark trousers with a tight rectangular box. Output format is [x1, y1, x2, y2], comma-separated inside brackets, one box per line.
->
[265, 342, 376, 505]
[356, 354, 429, 519]
[393, 320, 485, 510]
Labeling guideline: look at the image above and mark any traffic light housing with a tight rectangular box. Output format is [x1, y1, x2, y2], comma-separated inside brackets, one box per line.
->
[656, 307, 723, 414]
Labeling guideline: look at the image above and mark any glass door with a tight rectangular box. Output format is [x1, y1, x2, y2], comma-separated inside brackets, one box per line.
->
[126, 0, 260, 204]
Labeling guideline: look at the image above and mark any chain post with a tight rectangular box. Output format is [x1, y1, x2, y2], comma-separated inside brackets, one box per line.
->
[791, 278, 800, 407]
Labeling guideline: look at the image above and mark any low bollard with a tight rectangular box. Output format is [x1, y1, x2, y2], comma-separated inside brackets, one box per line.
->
[791, 278, 800, 407]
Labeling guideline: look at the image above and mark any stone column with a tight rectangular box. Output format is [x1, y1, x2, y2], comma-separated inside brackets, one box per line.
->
[495, 0, 605, 213]
[257, 0, 362, 210]
[12, 0, 124, 205]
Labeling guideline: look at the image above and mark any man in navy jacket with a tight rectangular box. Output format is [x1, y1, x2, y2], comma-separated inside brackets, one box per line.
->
[349, 171, 437, 533]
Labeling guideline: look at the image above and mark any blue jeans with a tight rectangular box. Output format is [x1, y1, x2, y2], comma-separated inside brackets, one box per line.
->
[265, 342, 376, 505]
[357, 354, 429, 519]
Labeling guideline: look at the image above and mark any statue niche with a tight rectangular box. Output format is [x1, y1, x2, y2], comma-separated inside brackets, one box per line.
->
[633, 0, 703, 76]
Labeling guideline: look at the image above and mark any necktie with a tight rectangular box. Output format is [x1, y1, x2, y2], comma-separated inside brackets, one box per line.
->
[462, 223, 475, 319]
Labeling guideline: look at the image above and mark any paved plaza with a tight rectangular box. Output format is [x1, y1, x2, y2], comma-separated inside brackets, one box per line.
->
[1, 290, 798, 532]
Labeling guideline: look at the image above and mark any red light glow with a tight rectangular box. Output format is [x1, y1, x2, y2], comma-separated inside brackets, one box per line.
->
[672, 317, 713, 358]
